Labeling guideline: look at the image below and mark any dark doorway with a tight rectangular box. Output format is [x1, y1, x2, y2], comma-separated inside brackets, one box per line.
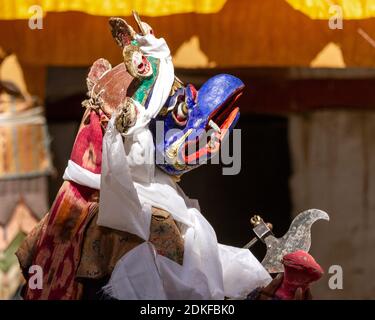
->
[179, 114, 292, 259]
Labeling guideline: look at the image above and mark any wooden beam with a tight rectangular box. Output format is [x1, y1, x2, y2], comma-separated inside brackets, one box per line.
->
[45, 67, 375, 121]
[178, 67, 375, 114]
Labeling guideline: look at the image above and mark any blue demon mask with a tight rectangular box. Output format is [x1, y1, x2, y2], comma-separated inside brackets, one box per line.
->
[109, 13, 244, 177]
[152, 75, 243, 176]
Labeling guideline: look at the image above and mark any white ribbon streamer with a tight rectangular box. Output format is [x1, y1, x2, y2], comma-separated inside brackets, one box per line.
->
[63, 160, 100, 190]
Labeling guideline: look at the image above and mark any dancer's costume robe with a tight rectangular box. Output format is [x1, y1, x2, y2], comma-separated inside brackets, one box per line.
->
[16, 18, 272, 300]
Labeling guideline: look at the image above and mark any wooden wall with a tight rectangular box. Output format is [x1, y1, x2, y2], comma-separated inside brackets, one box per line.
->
[290, 111, 375, 299]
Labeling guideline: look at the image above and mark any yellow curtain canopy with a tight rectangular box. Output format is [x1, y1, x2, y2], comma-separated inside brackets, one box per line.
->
[0, 0, 374, 20]
[0, 0, 227, 19]
[0, 0, 374, 68]
[286, 0, 375, 19]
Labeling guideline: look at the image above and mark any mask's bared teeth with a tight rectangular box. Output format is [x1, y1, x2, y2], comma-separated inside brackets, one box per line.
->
[208, 132, 220, 149]
[208, 119, 221, 134]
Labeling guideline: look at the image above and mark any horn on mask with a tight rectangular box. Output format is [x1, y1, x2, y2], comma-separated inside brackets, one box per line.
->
[109, 17, 136, 48]
[132, 11, 147, 36]
[132, 10, 154, 36]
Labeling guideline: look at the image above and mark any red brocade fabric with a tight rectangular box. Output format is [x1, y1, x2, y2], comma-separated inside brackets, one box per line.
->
[22, 181, 98, 299]
[17, 62, 134, 298]
[20, 109, 104, 300]
[70, 110, 105, 174]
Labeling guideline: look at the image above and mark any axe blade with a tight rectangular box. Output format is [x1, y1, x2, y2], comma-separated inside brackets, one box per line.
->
[261, 209, 329, 274]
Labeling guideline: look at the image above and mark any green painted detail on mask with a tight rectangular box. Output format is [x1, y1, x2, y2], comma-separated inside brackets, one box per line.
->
[132, 56, 160, 106]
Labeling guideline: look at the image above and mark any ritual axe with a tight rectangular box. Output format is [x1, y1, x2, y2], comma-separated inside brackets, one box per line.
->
[244, 209, 329, 299]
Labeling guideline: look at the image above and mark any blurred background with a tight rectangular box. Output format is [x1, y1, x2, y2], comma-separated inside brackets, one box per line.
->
[0, 0, 374, 299]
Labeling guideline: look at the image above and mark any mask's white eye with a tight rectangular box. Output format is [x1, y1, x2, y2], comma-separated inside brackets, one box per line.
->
[173, 101, 188, 126]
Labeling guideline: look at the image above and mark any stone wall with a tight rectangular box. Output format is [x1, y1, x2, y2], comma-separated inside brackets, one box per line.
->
[289, 111, 375, 299]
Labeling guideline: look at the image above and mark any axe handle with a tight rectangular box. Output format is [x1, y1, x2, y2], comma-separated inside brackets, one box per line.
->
[243, 237, 258, 249]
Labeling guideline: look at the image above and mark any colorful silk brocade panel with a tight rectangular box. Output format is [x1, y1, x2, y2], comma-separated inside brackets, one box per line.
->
[22, 181, 98, 300]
